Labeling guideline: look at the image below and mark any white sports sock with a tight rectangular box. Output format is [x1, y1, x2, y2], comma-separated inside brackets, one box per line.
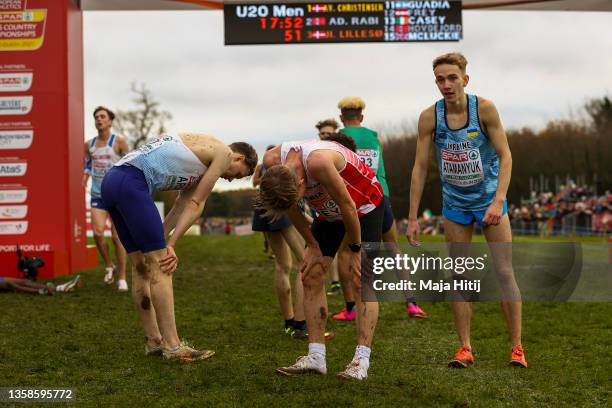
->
[308, 343, 326, 361]
[55, 283, 66, 292]
[354, 345, 371, 369]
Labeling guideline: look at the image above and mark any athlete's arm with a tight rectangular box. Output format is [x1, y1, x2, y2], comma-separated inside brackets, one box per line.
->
[479, 97, 512, 226]
[161, 146, 232, 274]
[115, 134, 130, 156]
[308, 152, 361, 246]
[83, 140, 91, 188]
[407, 106, 435, 245]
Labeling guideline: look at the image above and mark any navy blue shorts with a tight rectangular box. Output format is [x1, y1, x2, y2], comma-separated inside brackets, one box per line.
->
[90, 196, 107, 210]
[382, 196, 395, 234]
[101, 165, 166, 254]
[251, 208, 291, 232]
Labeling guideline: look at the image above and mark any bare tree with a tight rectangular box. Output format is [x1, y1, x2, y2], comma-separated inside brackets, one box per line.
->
[114, 82, 172, 149]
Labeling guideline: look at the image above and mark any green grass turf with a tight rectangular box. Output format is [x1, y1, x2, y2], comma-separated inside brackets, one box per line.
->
[1, 234, 611, 407]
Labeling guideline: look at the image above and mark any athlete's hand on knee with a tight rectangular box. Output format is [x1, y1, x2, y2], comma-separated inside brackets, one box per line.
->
[483, 202, 503, 226]
[300, 245, 325, 278]
[160, 246, 178, 274]
[407, 218, 421, 246]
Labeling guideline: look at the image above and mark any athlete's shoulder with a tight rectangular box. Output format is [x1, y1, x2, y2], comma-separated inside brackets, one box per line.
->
[418, 104, 436, 126]
[475, 96, 500, 120]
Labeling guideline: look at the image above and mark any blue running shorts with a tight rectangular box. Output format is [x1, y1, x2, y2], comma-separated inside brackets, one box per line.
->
[443, 201, 508, 228]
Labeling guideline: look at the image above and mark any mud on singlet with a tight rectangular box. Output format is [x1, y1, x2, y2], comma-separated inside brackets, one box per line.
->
[281, 139, 383, 221]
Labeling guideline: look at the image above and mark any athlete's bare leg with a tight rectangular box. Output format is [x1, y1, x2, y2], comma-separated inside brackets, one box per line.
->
[280, 226, 306, 322]
[337, 244, 355, 304]
[445, 218, 474, 349]
[91, 208, 113, 269]
[347, 248, 379, 347]
[329, 256, 340, 282]
[266, 231, 295, 320]
[483, 214, 522, 347]
[129, 250, 180, 350]
[302, 259, 332, 344]
[110, 223, 127, 282]
[4, 277, 45, 295]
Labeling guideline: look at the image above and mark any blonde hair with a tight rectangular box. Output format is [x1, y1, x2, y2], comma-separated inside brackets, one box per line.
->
[432, 52, 468, 73]
[256, 165, 299, 217]
[338, 96, 366, 110]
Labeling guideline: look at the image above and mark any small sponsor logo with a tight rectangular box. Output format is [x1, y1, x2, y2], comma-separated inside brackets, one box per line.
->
[0, 161, 27, 176]
[0, 95, 32, 115]
[0, 72, 32, 92]
[0, 204, 26, 219]
[0, 129, 32, 149]
[0, 220, 27, 234]
[0, 187, 27, 203]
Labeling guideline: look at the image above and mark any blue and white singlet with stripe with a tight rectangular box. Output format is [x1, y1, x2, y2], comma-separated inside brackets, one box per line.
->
[434, 94, 499, 211]
[115, 135, 207, 193]
[87, 134, 121, 199]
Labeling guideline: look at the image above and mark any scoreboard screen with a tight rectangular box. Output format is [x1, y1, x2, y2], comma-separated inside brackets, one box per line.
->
[224, 1, 462, 45]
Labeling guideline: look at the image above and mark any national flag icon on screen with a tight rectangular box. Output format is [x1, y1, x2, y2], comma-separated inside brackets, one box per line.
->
[311, 30, 328, 40]
[311, 17, 326, 26]
[311, 4, 326, 12]
[467, 129, 479, 137]
[394, 10, 410, 17]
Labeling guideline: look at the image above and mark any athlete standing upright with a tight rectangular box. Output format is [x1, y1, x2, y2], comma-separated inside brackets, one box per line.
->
[407, 53, 527, 368]
[83, 106, 129, 291]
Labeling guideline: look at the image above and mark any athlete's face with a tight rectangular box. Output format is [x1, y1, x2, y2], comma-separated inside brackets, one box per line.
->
[222, 158, 250, 182]
[94, 110, 112, 132]
[318, 125, 336, 139]
[434, 64, 469, 102]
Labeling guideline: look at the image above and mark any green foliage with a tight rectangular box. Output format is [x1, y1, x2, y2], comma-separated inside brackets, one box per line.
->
[0, 235, 610, 406]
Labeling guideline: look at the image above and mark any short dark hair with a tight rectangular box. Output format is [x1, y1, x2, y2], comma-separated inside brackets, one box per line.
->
[315, 118, 339, 131]
[324, 132, 357, 152]
[93, 106, 115, 120]
[229, 142, 258, 175]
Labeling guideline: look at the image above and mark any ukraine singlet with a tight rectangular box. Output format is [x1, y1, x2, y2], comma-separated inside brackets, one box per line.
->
[434, 94, 499, 210]
[87, 134, 122, 199]
[281, 140, 383, 221]
[115, 135, 207, 193]
[340, 126, 390, 197]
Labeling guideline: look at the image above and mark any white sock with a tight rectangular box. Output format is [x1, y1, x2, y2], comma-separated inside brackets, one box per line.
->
[55, 283, 65, 292]
[354, 345, 371, 369]
[308, 343, 326, 362]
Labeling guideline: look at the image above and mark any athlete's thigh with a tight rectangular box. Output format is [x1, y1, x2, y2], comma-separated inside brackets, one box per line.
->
[483, 214, 513, 274]
[90, 208, 109, 235]
[482, 214, 512, 243]
[266, 231, 291, 267]
[280, 225, 304, 261]
[444, 217, 474, 243]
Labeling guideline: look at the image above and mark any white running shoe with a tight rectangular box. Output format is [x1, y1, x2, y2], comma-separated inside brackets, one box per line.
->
[276, 355, 327, 376]
[117, 279, 128, 292]
[103, 267, 114, 284]
[162, 342, 215, 362]
[56, 275, 81, 293]
[337, 358, 368, 380]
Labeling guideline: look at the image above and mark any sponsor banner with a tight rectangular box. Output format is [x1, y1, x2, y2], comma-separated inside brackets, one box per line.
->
[0, 243, 52, 252]
[0, 129, 32, 148]
[0, 204, 26, 218]
[0, 1, 27, 11]
[0, 220, 27, 234]
[0, 95, 32, 115]
[0, 9, 47, 51]
[0, 158, 26, 176]
[0, 185, 26, 202]
[234, 224, 253, 236]
[0, 71, 32, 92]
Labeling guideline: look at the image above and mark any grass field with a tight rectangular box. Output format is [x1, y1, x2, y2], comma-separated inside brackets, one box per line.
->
[1, 234, 611, 407]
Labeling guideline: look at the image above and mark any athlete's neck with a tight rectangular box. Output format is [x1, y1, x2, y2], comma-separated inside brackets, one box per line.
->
[445, 93, 468, 114]
[97, 128, 112, 141]
[342, 120, 361, 127]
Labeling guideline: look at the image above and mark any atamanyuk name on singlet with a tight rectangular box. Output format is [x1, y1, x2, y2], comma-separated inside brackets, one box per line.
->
[224, 1, 462, 45]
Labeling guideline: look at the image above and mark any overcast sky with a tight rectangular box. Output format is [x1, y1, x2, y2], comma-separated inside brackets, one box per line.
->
[83, 10, 612, 190]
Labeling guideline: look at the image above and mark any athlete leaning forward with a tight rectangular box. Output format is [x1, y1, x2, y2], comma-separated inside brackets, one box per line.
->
[101, 133, 257, 362]
[257, 137, 384, 380]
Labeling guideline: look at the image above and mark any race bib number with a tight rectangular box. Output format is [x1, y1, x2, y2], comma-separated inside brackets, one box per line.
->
[441, 148, 484, 187]
[357, 149, 379, 172]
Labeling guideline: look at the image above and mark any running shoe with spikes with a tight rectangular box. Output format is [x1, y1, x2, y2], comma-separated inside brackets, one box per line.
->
[407, 303, 428, 319]
[510, 344, 528, 368]
[337, 359, 368, 380]
[103, 267, 114, 284]
[448, 346, 474, 368]
[332, 308, 356, 321]
[162, 342, 215, 362]
[276, 355, 327, 376]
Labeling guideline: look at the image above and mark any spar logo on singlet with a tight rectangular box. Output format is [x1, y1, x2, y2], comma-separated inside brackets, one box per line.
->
[356, 148, 379, 172]
[441, 141, 484, 187]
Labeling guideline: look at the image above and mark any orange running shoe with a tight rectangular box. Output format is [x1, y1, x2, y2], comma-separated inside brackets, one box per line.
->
[448, 346, 474, 368]
[510, 344, 528, 368]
